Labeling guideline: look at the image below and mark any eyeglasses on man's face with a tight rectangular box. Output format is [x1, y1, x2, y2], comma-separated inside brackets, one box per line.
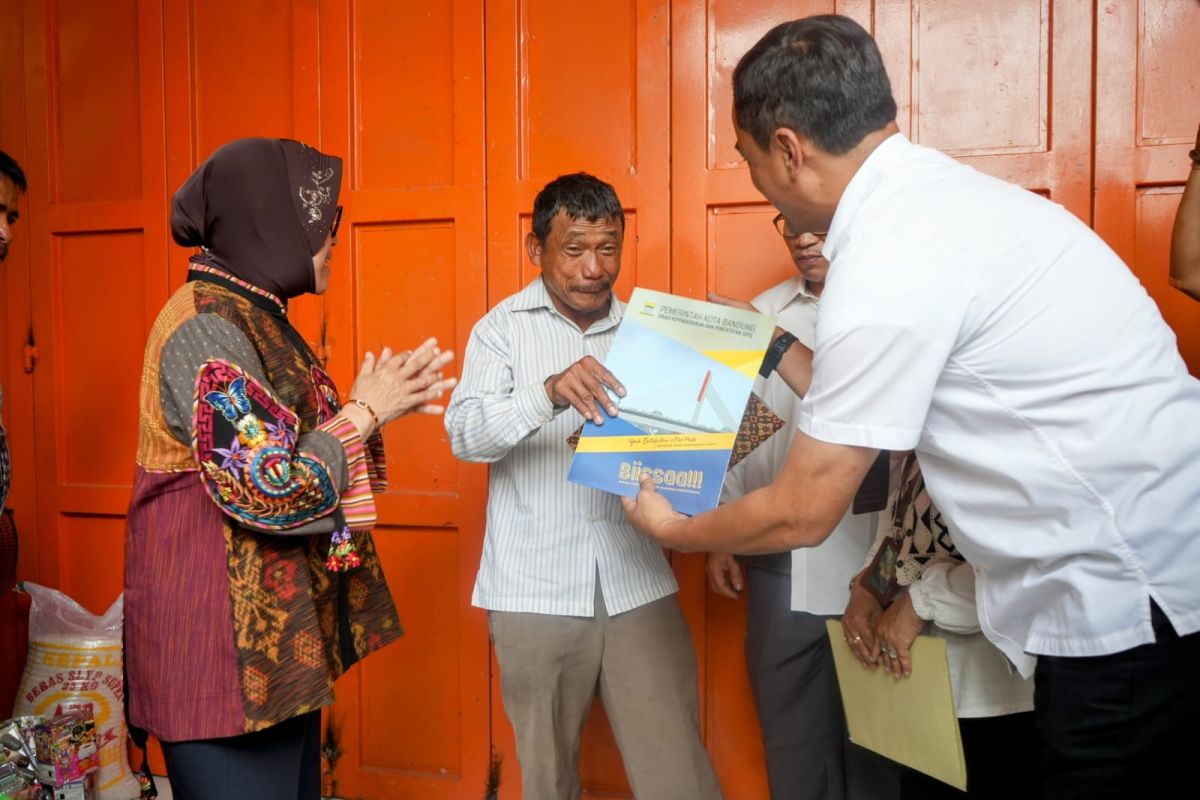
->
[772, 212, 826, 240]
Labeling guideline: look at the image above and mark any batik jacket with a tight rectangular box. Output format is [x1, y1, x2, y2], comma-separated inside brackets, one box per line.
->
[124, 267, 401, 741]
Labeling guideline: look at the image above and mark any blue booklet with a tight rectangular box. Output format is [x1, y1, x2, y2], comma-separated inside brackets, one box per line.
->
[567, 288, 775, 515]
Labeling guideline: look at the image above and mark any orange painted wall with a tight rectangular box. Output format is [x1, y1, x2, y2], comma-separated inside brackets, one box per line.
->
[1, 2, 1197, 798]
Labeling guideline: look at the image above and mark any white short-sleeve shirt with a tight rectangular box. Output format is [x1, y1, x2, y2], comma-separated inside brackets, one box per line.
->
[799, 133, 1200, 675]
[719, 276, 877, 616]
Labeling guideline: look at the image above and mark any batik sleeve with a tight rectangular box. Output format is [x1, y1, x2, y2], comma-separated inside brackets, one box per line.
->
[158, 313, 355, 534]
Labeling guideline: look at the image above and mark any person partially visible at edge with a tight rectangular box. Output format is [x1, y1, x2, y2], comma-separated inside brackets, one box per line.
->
[705, 215, 898, 800]
[621, 15, 1200, 799]
[0, 150, 27, 592]
[124, 137, 456, 800]
[445, 173, 723, 800]
[842, 452, 1036, 799]
[1169, 122, 1200, 300]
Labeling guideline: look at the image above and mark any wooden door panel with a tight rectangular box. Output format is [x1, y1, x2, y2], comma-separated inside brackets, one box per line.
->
[50, 0, 143, 204]
[1135, 190, 1200, 368]
[318, 1, 490, 797]
[55, 233, 144, 488]
[186, 0, 320, 162]
[672, 3, 836, 796]
[521, 4, 638, 181]
[864, 0, 1092, 217]
[57, 514, 125, 617]
[1096, 0, 1200, 373]
[24, 0, 169, 610]
[353, 0, 456, 191]
[486, 0, 670, 309]
[352, 220, 459, 526]
[909, 1, 1048, 155]
[350, 526, 464, 781]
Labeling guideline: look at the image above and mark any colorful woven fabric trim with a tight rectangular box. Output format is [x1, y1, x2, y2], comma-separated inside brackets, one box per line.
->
[193, 359, 339, 529]
[190, 263, 287, 315]
[319, 416, 378, 571]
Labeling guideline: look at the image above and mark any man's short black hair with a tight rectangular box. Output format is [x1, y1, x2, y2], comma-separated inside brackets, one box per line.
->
[0, 150, 27, 194]
[531, 172, 624, 243]
[733, 15, 897, 155]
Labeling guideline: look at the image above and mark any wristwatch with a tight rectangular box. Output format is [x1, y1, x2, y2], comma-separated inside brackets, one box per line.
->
[759, 331, 798, 378]
[1190, 148, 1200, 167]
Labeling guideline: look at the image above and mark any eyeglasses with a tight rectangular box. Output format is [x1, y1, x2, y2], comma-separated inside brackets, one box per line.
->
[772, 212, 826, 240]
[330, 205, 343, 239]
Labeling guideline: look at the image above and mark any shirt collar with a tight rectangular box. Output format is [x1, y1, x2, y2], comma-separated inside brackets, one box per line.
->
[777, 274, 821, 306]
[822, 132, 910, 264]
[512, 276, 624, 332]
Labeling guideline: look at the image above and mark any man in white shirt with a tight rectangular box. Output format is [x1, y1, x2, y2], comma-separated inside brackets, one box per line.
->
[446, 173, 721, 800]
[624, 15, 1200, 799]
[706, 216, 897, 799]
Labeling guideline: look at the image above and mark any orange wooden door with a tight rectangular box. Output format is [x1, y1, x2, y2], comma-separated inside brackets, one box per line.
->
[483, 1, 671, 796]
[20, 0, 170, 619]
[312, 1, 491, 796]
[671, 5, 839, 796]
[1095, 0, 1200, 373]
[10, 0, 493, 795]
[671, 1, 1094, 795]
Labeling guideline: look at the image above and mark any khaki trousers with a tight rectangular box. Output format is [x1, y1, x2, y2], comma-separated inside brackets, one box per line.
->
[488, 583, 722, 800]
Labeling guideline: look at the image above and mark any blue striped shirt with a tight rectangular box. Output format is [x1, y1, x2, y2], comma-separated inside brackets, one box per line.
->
[446, 278, 678, 616]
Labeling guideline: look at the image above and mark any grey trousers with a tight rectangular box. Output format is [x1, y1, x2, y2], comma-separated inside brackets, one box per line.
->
[745, 564, 900, 800]
[489, 583, 723, 800]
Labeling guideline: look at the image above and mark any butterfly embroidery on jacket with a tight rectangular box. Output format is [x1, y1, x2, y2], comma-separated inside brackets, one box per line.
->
[205, 376, 269, 447]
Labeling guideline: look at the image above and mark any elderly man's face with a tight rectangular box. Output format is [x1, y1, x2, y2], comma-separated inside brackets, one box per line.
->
[527, 209, 623, 332]
[0, 175, 19, 263]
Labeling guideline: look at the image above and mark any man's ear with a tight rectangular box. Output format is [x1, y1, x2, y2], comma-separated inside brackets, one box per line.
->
[525, 231, 543, 265]
[771, 127, 806, 176]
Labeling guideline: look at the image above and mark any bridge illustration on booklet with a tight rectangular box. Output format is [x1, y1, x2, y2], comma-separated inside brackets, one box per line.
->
[568, 287, 775, 515]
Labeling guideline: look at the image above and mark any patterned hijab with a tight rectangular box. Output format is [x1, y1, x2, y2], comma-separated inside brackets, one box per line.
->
[170, 137, 342, 300]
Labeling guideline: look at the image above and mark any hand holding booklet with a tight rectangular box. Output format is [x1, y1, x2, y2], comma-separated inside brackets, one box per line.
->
[566, 288, 777, 515]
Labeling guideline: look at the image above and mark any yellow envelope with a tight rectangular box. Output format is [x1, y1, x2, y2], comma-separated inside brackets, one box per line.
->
[826, 619, 967, 791]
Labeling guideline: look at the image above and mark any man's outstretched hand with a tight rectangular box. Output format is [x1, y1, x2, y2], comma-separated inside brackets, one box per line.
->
[622, 473, 690, 549]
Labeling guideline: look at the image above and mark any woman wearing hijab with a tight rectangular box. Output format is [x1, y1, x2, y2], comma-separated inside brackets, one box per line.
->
[123, 137, 456, 800]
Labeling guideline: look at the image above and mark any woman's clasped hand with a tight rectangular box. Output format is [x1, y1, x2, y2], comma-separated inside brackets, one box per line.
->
[346, 338, 457, 435]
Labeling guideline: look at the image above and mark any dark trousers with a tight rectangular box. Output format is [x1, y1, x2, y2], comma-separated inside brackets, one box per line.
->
[1034, 602, 1200, 799]
[161, 710, 321, 800]
[744, 564, 900, 800]
[899, 712, 1038, 799]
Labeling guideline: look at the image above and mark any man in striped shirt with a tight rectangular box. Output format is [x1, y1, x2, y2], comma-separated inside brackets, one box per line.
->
[446, 173, 722, 800]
